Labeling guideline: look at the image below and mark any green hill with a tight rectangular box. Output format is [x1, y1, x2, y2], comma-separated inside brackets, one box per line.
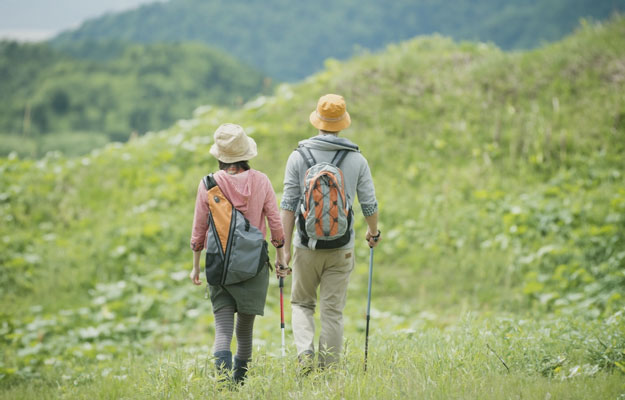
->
[52, 0, 625, 81]
[1, 17, 624, 398]
[0, 40, 269, 157]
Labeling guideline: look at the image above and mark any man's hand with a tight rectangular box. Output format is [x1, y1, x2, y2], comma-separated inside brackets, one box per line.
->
[275, 246, 292, 279]
[283, 248, 292, 267]
[189, 266, 202, 285]
[365, 229, 381, 248]
[275, 262, 292, 279]
[279, 209, 295, 267]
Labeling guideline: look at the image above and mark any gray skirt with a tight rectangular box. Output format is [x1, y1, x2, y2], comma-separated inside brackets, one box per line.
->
[206, 263, 269, 316]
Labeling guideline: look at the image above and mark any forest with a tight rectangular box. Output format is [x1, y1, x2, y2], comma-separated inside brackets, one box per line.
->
[0, 40, 269, 157]
[52, 0, 625, 80]
[2, 0, 623, 158]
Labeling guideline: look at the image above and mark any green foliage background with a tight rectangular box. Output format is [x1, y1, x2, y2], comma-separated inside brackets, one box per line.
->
[3, 0, 623, 158]
[0, 40, 269, 157]
[52, 0, 625, 80]
[1, 17, 625, 398]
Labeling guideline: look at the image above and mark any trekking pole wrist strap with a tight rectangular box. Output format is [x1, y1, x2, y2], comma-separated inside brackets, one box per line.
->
[368, 230, 381, 240]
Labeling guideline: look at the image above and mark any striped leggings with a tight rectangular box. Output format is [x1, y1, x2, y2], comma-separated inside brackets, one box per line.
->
[213, 305, 256, 360]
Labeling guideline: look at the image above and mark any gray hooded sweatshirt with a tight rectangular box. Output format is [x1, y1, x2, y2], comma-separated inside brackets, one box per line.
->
[281, 134, 378, 249]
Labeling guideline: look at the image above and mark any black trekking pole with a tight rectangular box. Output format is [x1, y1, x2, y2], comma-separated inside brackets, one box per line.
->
[364, 233, 379, 371]
[279, 274, 285, 359]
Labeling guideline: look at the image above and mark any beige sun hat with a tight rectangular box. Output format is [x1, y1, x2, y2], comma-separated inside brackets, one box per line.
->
[309, 94, 351, 132]
[209, 123, 257, 163]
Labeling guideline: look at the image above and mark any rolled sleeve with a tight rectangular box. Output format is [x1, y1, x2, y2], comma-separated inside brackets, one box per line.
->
[361, 202, 378, 217]
[280, 197, 299, 212]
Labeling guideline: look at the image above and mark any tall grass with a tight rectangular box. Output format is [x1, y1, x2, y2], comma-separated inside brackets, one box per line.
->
[2, 313, 623, 399]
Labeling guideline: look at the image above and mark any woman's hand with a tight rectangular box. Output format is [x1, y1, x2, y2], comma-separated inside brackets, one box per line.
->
[189, 266, 202, 285]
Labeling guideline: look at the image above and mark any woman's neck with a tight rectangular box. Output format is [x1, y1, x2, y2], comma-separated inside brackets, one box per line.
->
[225, 166, 244, 175]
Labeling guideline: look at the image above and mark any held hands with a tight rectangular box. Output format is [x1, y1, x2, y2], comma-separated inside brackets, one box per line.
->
[275, 262, 292, 279]
[365, 229, 381, 248]
[275, 246, 292, 279]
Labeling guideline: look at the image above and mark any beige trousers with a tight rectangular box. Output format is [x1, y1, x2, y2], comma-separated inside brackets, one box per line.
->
[291, 246, 355, 366]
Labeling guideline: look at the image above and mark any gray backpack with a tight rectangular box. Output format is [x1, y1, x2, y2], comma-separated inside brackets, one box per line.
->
[202, 174, 268, 285]
[296, 146, 353, 249]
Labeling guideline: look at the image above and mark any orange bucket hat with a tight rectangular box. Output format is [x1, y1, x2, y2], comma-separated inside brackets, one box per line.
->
[309, 94, 351, 132]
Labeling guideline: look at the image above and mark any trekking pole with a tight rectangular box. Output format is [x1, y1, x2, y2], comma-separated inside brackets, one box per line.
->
[280, 275, 285, 358]
[364, 233, 379, 371]
[364, 247, 373, 371]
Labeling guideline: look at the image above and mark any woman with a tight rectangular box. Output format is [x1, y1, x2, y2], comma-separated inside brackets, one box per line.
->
[189, 123, 290, 384]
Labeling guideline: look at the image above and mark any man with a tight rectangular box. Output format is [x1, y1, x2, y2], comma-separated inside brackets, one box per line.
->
[280, 93, 381, 369]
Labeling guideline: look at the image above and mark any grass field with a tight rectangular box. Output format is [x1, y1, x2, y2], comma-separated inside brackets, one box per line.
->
[2, 313, 624, 399]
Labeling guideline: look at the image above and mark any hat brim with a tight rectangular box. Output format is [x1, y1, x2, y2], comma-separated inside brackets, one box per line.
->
[210, 136, 257, 163]
[309, 110, 351, 132]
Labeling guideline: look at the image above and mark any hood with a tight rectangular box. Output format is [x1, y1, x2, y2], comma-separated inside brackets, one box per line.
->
[213, 169, 254, 213]
[298, 134, 360, 152]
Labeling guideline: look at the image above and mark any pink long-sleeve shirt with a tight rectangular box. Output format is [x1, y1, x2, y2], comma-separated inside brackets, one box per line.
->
[190, 169, 285, 251]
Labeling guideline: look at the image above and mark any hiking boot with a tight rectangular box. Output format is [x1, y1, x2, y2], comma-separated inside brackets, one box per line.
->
[297, 350, 314, 376]
[233, 356, 249, 385]
[214, 350, 232, 382]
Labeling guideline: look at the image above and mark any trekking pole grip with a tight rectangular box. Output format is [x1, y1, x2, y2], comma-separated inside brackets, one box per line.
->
[277, 263, 285, 287]
[367, 229, 381, 248]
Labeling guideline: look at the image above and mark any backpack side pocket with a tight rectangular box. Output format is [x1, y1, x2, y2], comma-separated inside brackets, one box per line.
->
[204, 230, 224, 285]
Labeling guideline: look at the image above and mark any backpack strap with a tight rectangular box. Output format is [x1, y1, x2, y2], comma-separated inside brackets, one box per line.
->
[295, 146, 316, 169]
[297, 146, 352, 169]
[202, 173, 218, 190]
[330, 150, 349, 168]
